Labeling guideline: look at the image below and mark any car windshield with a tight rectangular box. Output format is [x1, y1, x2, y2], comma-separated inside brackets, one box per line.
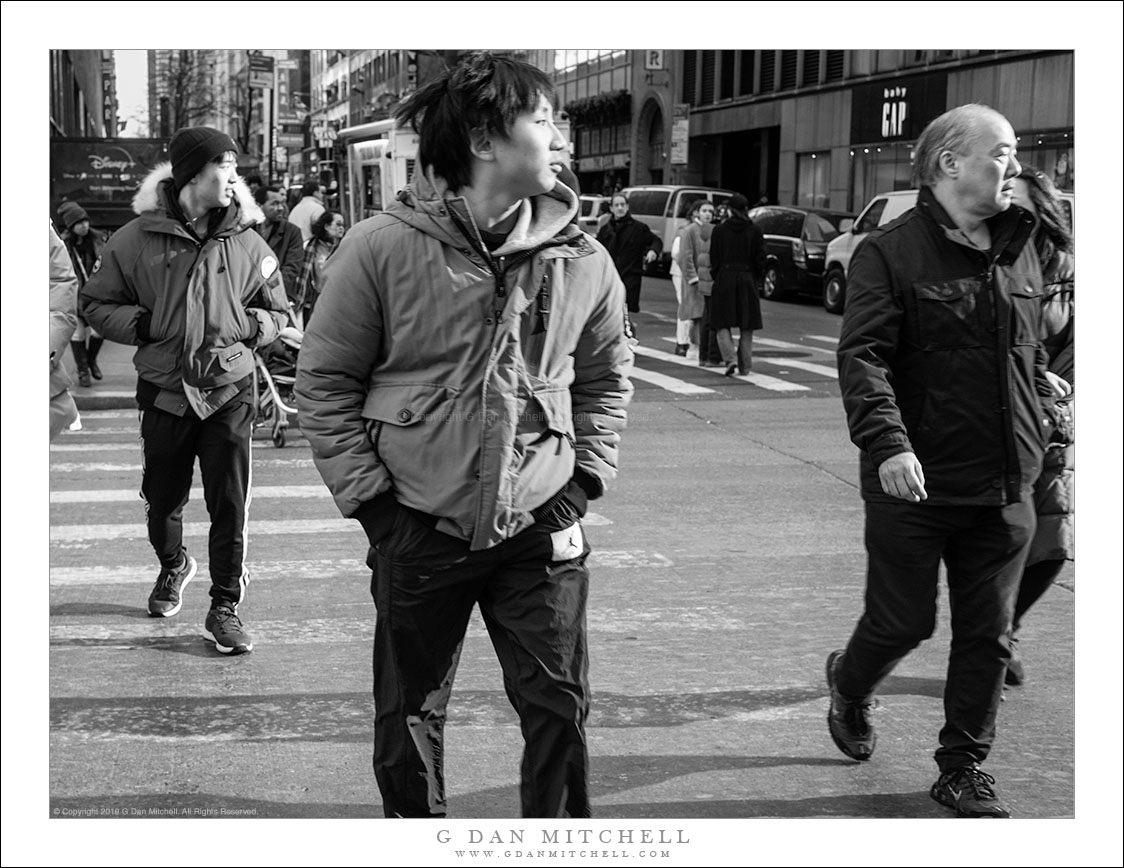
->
[804, 213, 849, 242]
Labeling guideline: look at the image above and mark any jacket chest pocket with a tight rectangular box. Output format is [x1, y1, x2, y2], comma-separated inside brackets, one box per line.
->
[1008, 283, 1044, 347]
[912, 278, 986, 350]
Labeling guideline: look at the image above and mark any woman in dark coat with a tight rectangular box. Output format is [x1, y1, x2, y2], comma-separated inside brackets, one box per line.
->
[708, 193, 767, 376]
[596, 193, 662, 338]
[1005, 165, 1075, 686]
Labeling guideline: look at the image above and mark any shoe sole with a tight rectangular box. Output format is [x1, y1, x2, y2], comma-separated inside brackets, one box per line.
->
[204, 629, 253, 655]
[826, 650, 875, 761]
[147, 558, 198, 618]
[929, 784, 1010, 818]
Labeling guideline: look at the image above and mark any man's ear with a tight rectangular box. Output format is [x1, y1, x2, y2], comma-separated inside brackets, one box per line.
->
[938, 149, 959, 178]
[469, 127, 494, 161]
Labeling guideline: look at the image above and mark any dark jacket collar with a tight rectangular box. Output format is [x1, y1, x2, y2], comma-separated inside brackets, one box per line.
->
[915, 185, 1036, 264]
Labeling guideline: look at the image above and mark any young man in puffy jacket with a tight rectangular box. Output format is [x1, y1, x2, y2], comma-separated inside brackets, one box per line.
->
[827, 105, 1055, 818]
[296, 53, 633, 818]
[79, 126, 289, 655]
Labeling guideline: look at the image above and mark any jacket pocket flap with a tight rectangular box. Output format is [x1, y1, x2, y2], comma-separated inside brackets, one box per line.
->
[531, 387, 573, 436]
[914, 279, 976, 303]
[362, 383, 458, 427]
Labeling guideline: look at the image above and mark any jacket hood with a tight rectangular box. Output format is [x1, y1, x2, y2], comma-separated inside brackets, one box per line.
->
[724, 214, 751, 232]
[390, 167, 580, 256]
[132, 162, 264, 228]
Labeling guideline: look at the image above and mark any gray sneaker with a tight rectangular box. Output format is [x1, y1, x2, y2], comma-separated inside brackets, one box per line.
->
[147, 554, 198, 617]
[826, 649, 877, 761]
[205, 605, 253, 655]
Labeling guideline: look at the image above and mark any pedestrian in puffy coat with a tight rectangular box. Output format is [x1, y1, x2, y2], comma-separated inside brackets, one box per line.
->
[50, 222, 80, 439]
[80, 126, 289, 656]
[295, 52, 633, 820]
[709, 193, 767, 376]
[1005, 164, 1075, 686]
[596, 192, 661, 338]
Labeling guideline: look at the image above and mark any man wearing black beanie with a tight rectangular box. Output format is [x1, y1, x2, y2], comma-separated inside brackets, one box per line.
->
[79, 126, 289, 655]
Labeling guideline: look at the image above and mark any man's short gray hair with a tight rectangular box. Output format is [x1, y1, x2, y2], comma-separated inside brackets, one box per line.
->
[912, 104, 1007, 188]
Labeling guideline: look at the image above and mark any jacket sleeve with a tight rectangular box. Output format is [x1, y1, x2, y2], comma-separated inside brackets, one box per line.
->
[568, 250, 635, 498]
[294, 230, 391, 518]
[50, 224, 79, 360]
[240, 232, 290, 347]
[681, 227, 700, 284]
[836, 237, 913, 468]
[78, 228, 149, 345]
[710, 225, 724, 276]
[647, 227, 663, 257]
[279, 224, 305, 303]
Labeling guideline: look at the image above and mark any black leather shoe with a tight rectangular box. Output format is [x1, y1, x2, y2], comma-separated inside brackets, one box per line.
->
[826, 649, 876, 761]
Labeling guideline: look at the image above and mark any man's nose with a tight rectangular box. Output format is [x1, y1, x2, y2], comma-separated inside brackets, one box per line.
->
[1006, 154, 1022, 178]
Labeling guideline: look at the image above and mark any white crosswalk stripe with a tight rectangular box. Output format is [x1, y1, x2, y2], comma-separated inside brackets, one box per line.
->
[638, 342, 809, 392]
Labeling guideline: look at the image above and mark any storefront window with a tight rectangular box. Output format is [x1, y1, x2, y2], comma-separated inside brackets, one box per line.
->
[849, 142, 915, 212]
[1015, 131, 1074, 191]
[796, 152, 831, 208]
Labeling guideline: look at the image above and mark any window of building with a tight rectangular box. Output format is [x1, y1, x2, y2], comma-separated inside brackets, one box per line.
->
[700, 50, 716, 105]
[760, 51, 776, 93]
[802, 51, 820, 87]
[738, 50, 756, 96]
[682, 50, 697, 105]
[825, 50, 845, 82]
[780, 50, 798, 90]
[1016, 130, 1074, 191]
[719, 50, 735, 101]
[849, 142, 915, 212]
[796, 152, 831, 208]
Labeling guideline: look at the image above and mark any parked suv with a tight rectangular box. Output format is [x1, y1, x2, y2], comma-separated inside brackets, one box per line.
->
[747, 205, 855, 302]
[821, 190, 918, 314]
[820, 188, 1074, 314]
[619, 185, 736, 274]
[577, 194, 609, 234]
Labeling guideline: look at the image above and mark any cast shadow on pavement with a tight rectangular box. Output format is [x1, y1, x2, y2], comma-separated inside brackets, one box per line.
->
[49, 632, 223, 658]
[50, 602, 152, 619]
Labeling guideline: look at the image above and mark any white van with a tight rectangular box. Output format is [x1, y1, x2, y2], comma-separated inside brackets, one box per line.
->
[822, 188, 1075, 314]
[617, 185, 736, 274]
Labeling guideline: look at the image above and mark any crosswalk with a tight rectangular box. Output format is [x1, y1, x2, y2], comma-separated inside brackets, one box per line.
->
[624, 332, 839, 397]
[48, 410, 673, 651]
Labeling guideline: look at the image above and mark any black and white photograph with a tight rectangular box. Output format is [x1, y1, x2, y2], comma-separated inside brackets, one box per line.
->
[8, 3, 1123, 866]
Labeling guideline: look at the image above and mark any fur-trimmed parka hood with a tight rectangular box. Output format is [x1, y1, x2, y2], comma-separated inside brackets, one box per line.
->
[132, 162, 264, 229]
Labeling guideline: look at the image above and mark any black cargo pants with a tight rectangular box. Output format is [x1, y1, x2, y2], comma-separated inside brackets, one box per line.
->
[139, 394, 254, 609]
[835, 499, 1035, 771]
[368, 506, 591, 818]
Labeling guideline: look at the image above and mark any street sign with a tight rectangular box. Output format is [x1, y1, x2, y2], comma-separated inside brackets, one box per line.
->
[644, 50, 665, 71]
[671, 103, 690, 165]
[248, 53, 274, 90]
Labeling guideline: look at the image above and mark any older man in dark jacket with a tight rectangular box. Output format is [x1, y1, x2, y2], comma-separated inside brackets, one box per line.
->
[826, 104, 1055, 819]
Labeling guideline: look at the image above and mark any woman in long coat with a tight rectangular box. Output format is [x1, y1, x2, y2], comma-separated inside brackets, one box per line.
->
[708, 194, 767, 376]
[680, 200, 717, 365]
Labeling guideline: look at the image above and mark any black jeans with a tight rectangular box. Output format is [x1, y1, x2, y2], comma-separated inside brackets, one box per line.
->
[835, 499, 1035, 771]
[140, 398, 254, 608]
[368, 508, 592, 818]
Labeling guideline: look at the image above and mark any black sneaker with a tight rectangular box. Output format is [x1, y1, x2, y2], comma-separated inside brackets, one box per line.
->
[147, 554, 198, 617]
[205, 605, 254, 655]
[930, 763, 1011, 818]
[826, 649, 876, 761]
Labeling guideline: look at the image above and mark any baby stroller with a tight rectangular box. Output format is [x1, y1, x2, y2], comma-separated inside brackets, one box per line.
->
[252, 316, 303, 448]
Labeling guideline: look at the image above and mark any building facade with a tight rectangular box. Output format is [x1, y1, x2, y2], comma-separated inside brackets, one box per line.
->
[50, 50, 116, 138]
[631, 49, 1074, 212]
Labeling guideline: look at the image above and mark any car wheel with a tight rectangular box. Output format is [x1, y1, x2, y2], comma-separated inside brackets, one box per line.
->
[823, 268, 846, 314]
[760, 264, 785, 301]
